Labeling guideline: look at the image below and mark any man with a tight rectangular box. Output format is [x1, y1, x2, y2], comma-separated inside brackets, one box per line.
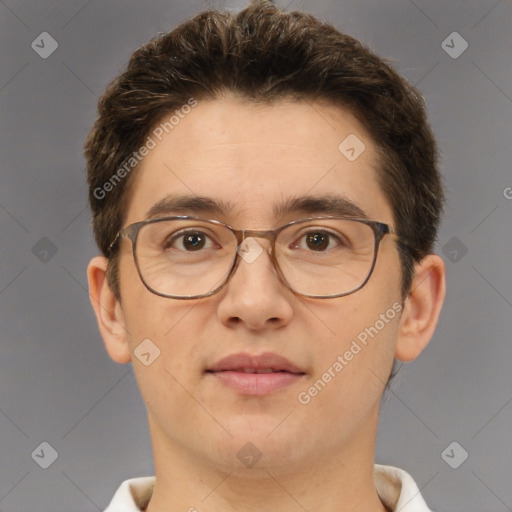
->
[85, 2, 446, 510]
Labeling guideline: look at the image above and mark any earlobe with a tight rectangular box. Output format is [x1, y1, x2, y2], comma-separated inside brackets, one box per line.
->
[395, 254, 446, 362]
[87, 256, 132, 364]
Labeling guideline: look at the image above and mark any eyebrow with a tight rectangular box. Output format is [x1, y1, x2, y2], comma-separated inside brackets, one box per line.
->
[145, 193, 369, 221]
[146, 195, 231, 219]
[274, 195, 368, 220]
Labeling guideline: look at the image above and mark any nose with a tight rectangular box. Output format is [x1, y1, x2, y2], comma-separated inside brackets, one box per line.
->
[216, 237, 294, 331]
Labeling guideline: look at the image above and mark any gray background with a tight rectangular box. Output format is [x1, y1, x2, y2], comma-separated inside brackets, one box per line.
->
[0, 0, 511, 510]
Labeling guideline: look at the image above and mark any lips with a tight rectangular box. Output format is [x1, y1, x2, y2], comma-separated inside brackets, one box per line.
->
[206, 352, 306, 396]
[207, 352, 305, 375]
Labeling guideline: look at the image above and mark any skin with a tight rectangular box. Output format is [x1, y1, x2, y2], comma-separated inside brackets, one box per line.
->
[88, 97, 445, 512]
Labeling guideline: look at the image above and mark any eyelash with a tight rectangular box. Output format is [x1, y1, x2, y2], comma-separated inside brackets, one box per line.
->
[165, 229, 345, 252]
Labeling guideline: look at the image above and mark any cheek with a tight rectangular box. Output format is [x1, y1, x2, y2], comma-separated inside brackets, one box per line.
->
[297, 305, 399, 441]
[118, 249, 223, 377]
[317, 299, 399, 378]
[124, 299, 209, 428]
[299, 249, 402, 411]
[123, 297, 207, 363]
[118, 251, 187, 340]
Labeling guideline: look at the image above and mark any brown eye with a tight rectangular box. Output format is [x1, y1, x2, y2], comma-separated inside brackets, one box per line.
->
[181, 232, 206, 251]
[306, 232, 330, 251]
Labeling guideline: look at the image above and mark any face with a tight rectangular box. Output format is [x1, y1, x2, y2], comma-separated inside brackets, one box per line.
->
[109, 98, 405, 471]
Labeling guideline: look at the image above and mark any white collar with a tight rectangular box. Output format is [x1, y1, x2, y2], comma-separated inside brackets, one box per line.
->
[104, 464, 434, 511]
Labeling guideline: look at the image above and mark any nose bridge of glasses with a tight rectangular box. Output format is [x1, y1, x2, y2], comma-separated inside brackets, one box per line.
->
[237, 229, 277, 253]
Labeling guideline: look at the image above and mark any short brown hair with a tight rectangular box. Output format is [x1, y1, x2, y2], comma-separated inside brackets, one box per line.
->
[85, 1, 444, 299]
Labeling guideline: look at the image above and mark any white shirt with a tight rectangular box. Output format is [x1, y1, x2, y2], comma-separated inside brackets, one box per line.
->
[104, 464, 434, 511]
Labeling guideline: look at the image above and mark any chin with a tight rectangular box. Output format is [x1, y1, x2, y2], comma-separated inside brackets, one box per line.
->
[197, 415, 312, 471]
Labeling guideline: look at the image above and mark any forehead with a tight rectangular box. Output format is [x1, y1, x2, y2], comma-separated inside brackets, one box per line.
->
[123, 98, 393, 227]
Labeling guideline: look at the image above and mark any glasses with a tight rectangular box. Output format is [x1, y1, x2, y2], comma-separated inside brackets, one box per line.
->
[109, 216, 397, 300]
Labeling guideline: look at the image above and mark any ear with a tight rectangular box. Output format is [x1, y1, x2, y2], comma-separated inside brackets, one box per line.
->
[87, 256, 132, 364]
[395, 254, 446, 362]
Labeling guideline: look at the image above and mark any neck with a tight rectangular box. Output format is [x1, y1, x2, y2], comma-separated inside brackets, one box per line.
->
[145, 410, 387, 512]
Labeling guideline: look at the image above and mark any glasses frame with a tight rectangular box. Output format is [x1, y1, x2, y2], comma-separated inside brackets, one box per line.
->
[108, 215, 397, 300]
